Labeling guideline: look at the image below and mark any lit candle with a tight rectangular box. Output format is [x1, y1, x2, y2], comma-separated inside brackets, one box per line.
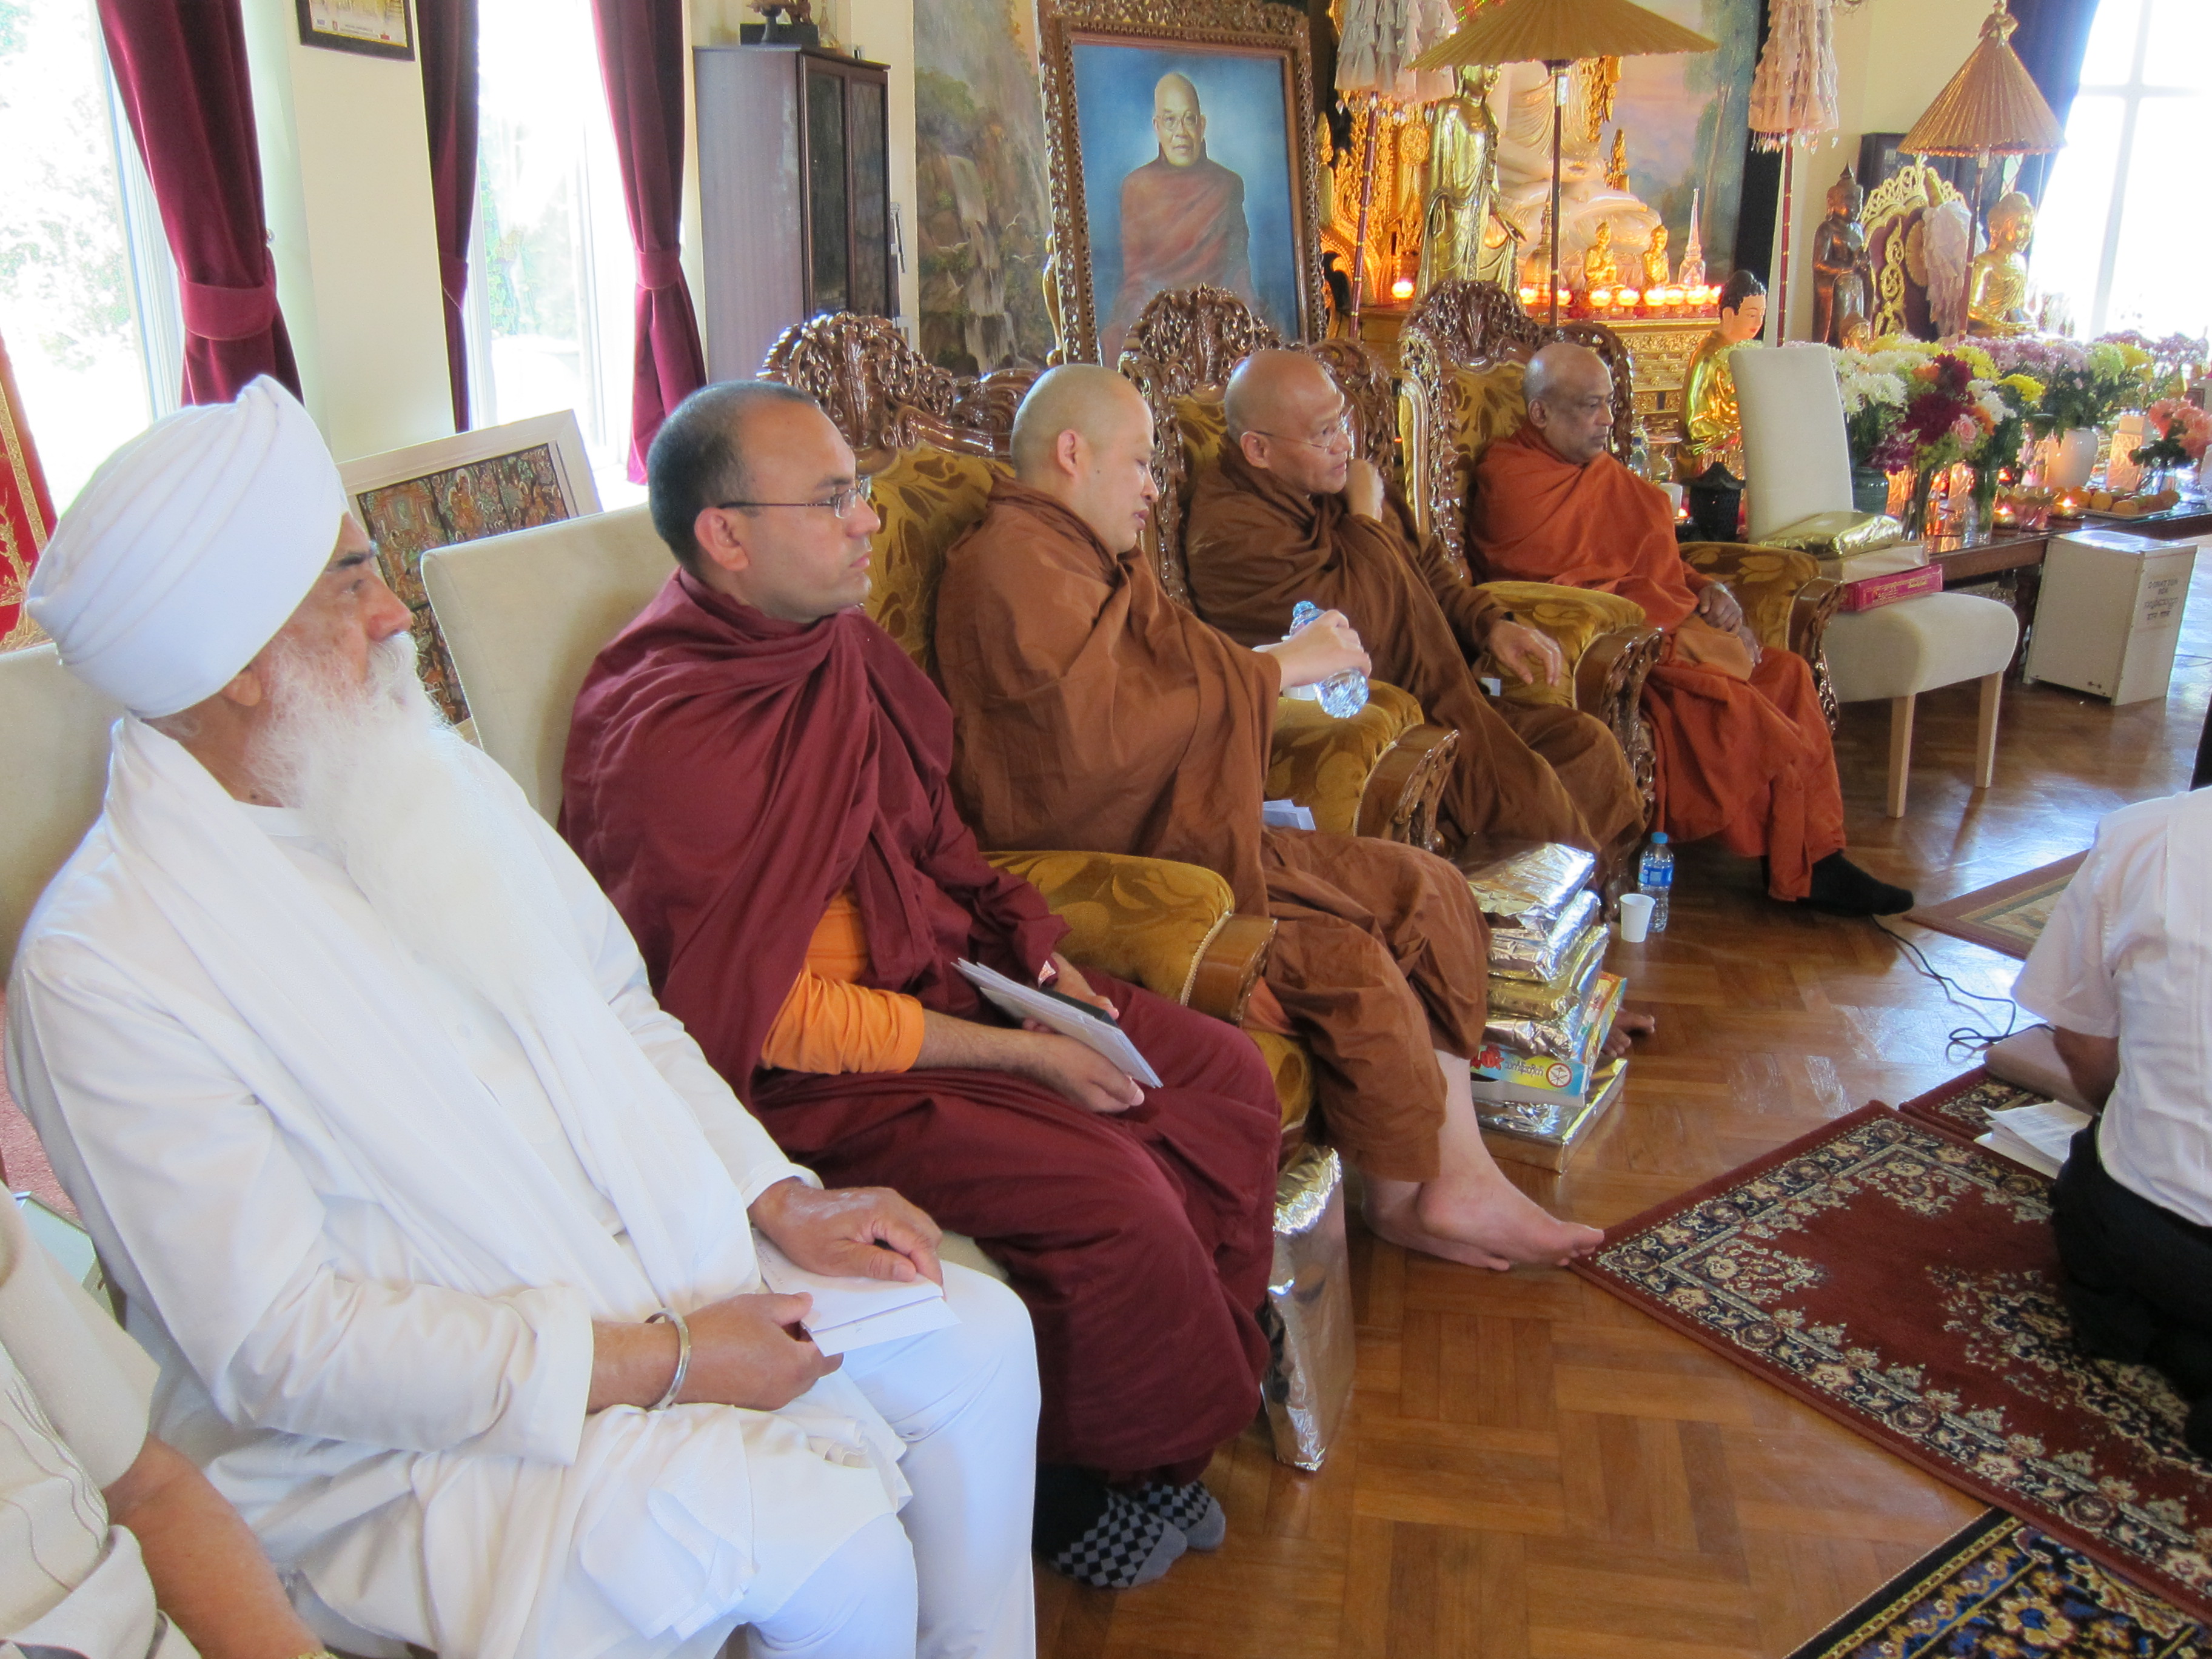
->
[1617, 287, 1641, 313]
[1518, 285, 1538, 309]
[1589, 287, 1614, 310]
[1390, 275, 1415, 301]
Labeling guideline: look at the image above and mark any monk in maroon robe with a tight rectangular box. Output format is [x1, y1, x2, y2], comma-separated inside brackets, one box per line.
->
[561, 381, 1280, 1591]
[1099, 73, 1259, 360]
[1469, 343, 1912, 915]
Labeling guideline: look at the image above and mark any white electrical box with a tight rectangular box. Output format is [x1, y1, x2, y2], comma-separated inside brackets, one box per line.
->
[2024, 529, 2197, 705]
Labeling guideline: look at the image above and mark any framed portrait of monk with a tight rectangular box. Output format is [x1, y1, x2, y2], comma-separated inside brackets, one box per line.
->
[1038, 0, 1326, 364]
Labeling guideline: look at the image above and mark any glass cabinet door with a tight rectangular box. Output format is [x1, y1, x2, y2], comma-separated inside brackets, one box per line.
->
[848, 78, 889, 318]
[805, 65, 850, 313]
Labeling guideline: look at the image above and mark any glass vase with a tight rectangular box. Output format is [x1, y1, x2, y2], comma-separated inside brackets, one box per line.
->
[1906, 469, 1938, 539]
[1851, 466, 1891, 515]
[1971, 466, 2001, 535]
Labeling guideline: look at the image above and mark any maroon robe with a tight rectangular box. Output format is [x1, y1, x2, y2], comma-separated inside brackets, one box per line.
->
[561, 571, 1279, 1479]
[1102, 152, 1258, 360]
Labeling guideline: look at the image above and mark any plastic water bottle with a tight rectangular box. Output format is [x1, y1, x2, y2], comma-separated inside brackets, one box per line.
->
[1637, 831, 1674, 933]
[1288, 599, 1369, 719]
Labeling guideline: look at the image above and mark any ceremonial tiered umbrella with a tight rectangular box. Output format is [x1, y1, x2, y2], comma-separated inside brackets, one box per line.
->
[1900, 0, 2064, 333]
[1413, 0, 1715, 326]
[1748, 0, 1839, 342]
[1333, 0, 1459, 327]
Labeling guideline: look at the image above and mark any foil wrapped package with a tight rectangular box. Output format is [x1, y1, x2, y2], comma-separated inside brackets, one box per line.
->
[1455, 836, 1597, 927]
[1260, 1144, 1354, 1472]
[1487, 922, 1606, 1022]
[1484, 959, 1608, 1061]
[1490, 889, 1602, 982]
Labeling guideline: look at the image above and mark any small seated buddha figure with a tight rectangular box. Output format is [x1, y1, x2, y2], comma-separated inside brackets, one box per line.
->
[1644, 223, 1672, 290]
[1582, 219, 1621, 290]
[1968, 191, 2036, 337]
[1677, 269, 1766, 486]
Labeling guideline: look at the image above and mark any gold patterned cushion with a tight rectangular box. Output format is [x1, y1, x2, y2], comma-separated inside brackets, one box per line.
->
[984, 848, 1235, 1007]
[865, 445, 1008, 674]
[1476, 580, 1649, 710]
[1173, 392, 1229, 480]
[1265, 680, 1423, 836]
[1244, 1028, 1314, 1136]
[1450, 362, 1530, 471]
[1680, 542, 1820, 651]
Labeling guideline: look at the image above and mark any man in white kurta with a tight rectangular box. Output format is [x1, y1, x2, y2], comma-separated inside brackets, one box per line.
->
[2014, 785, 2212, 1454]
[5, 378, 1041, 1659]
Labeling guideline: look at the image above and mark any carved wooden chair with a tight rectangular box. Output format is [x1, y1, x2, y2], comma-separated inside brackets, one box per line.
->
[1399, 280, 1845, 805]
[762, 312, 1328, 1128]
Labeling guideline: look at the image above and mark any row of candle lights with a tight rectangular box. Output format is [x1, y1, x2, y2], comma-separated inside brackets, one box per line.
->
[1515, 284, 1724, 320]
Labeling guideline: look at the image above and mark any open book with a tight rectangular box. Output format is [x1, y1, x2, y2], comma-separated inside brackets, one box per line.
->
[753, 1236, 959, 1357]
[955, 959, 1163, 1088]
[1974, 1100, 2093, 1179]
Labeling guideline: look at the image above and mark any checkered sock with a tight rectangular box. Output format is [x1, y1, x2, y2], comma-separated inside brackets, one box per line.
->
[1137, 1478, 1226, 1550]
[1034, 1466, 1188, 1589]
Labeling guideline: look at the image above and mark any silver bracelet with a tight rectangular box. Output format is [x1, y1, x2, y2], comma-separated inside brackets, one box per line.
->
[646, 1307, 691, 1410]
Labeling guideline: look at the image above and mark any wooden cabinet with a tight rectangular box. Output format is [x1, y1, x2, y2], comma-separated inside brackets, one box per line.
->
[695, 45, 892, 381]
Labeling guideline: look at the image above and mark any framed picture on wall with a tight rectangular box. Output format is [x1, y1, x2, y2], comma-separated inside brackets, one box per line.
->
[297, 0, 415, 61]
[338, 412, 597, 726]
[1038, 0, 1326, 363]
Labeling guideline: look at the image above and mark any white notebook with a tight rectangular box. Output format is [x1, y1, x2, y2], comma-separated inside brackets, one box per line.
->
[754, 1236, 959, 1357]
[1974, 1101, 2093, 1179]
[954, 959, 1164, 1088]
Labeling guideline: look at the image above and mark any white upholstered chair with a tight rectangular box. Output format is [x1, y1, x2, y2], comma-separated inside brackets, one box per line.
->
[1734, 345, 2019, 817]
[0, 644, 121, 972]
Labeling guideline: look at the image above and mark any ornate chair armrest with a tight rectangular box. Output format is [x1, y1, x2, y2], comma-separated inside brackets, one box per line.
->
[982, 848, 1270, 1016]
[1268, 680, 1435, 842]
[1475, 580, 1651, 715]
[1679, 541, 1823, 651]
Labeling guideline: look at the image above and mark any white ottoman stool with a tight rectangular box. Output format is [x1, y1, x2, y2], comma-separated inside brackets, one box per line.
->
[1824, 591, 2020, 817]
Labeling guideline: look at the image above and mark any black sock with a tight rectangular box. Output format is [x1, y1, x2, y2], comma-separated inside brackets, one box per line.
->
[1033, 1464, 1111, 1557]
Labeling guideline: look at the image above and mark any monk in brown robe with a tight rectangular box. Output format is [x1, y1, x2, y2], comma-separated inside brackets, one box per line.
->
[561, 381, 1282, 1590]
[934, 364, 1600, 1272]
[1469, 343, 1912, 915]
[1099, 73, 1260, 361]
[1184, 349, 1644, 874]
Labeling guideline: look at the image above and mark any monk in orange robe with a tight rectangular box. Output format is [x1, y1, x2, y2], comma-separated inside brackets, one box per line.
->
[1469, 343, 1912, 914]
[934, 364, 1601, 1274]
[1099, 73, 1259, 361]
[561, 381, 1283, 1589]
[1184, 349, 1644, 875]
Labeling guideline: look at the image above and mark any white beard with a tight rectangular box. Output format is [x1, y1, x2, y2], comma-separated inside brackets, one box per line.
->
[249, 632, 569, 1011]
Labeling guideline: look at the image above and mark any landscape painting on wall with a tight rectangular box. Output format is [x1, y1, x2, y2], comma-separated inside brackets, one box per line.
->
[914, 0, 1059, 372]
[1604, 0, 1758, 284]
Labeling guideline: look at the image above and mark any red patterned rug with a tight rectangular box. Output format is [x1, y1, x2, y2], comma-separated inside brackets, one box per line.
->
[1895, 1068, 2049, 1141]
[1573, 1102, 2212, 1626]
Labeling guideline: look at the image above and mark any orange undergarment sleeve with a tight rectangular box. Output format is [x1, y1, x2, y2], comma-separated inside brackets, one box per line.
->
[757, 888, 928, 1074]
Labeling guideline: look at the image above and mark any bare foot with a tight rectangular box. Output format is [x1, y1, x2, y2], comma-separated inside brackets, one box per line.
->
[1601, 1008, 1657, 1060]
[1364, 1168, 1603, 1272]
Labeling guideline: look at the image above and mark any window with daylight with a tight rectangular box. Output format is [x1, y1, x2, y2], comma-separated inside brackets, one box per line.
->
[464, 0, 642, 503]
[2029, 0, 2212, 340]
[0, 0, 182, 508]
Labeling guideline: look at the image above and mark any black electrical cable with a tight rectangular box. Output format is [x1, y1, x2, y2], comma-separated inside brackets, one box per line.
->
[1872, 917, 2024, 1061]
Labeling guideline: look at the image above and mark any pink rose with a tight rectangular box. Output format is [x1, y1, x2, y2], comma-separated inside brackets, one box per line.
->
[1950, 414, 1980, 447]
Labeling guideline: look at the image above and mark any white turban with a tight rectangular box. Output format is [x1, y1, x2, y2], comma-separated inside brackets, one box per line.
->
[28, 377, 350, 717]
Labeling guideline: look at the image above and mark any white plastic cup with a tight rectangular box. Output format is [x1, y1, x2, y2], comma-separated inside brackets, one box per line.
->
[1618, 892, 1655, 943]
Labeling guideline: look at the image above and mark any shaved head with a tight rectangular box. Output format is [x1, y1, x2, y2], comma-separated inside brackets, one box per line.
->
[1523, 343, 1615, 467]
[1010, 365, 1159, 553]
[1153, 72, 1205, 166]
[1224, 349, 1355, 495]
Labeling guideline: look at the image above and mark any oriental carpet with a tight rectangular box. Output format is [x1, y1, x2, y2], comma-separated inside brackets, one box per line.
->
[1906, 853, 2086, 959]
[1786, 1507, 2207, 1658]
[1572, 1102, 2212, 1626]
[1895, 1068, 2048, 1141]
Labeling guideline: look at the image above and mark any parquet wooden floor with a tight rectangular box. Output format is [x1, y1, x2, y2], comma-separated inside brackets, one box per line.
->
[1037, 561, 2212, 1658]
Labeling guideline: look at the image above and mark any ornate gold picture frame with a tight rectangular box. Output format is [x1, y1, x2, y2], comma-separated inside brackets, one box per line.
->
[1037, 0, 1325, 364]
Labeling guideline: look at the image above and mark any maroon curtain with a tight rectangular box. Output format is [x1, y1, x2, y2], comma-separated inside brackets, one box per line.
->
[418, 0, 480, 431]
[2009, 0, 2101, 203]
[98, 0, 298, 404]
[589, 0, 706, 480]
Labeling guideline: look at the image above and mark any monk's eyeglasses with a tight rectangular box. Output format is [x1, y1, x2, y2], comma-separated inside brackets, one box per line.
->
[1250, 417, 1354, 454]
[718, 477, 875, 519]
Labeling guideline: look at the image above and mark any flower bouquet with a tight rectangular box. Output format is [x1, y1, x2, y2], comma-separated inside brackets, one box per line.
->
[2130, 398, 2212, 472]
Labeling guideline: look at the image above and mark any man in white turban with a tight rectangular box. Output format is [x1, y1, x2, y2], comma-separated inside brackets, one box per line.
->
[7, 377, 1041, 1659]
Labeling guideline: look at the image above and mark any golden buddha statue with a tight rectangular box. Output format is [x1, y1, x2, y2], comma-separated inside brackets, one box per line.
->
[1643, 223, 1672, 289]
[1582, 218, 1621, 289]
[1968, 190, 2036, 337]
[1415, 67, 1502, 299]
[1677, 270, 1767, 483]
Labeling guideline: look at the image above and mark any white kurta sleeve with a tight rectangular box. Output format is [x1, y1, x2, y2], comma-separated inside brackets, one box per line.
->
[7, 946, 593, 1466]
[526, 812, 818, 1207]
[2014, 833, 2124, 1039]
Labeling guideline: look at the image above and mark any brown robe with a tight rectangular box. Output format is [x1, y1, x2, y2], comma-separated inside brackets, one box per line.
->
[934, 477, 1490, 1182]
[1101, 152, 1258, 361]
[1469, 426, 1846, 900]
[1184, 444, 1644, 868]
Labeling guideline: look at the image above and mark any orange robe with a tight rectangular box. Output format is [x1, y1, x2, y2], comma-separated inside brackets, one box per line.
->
[934, 477, 1490, 1182]
[1468, 426, 1846, 900]
[759, 889, 928, 1074]
[1184, 444, 1644, 869]
[1101, 152, 1257, 360]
